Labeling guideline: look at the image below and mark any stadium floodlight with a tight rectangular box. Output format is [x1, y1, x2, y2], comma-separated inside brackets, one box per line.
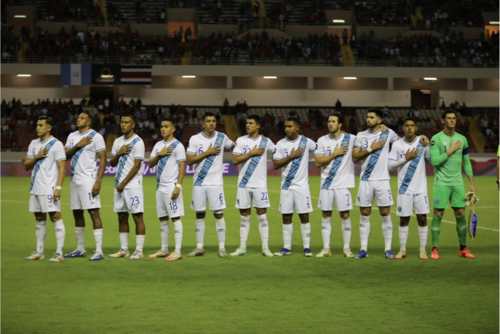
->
[17, 74, 31, 77]
[424, 77, 437, 80]
[489, 21, 499, 25]
[332, 19, 345, 23]
[343, 77, 357, 80]
[14, 15, 26, 18]
[182, 75, 196, 78]
[264, 76, 277, 79]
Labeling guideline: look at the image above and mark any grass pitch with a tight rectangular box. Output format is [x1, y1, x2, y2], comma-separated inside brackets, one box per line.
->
[1, 176, 499, 334]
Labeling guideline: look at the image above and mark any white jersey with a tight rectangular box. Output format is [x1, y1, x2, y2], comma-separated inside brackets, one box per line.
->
[151, 138, 186, 192]
[315, 133, 356, 189]
[233, 134, 276, 188]
[111, 134, 145, 189]
[27, 136, 66, 195]
[273, 135, 316, 190]
[389, 137, 430, 194]
[354, 128, 399, 181]
[65, 129, 106, 184]
[187, 131, 234, 186]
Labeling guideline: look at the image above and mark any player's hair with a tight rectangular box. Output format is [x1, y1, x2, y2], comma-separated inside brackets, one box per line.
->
[38, 116, 53, 126]
[121, 112, 136, 123]
[202, 112, 216, 121]
[286, 116, 300, 126]
[329, 113, 344, 125]
[441, 109, 456, 119]
[247, 114, 261, 125]
[403, 117, 417, 126]
[366, 108, 383, 119]
[80, 111, 93, 125]
[161, 116, 176, 128]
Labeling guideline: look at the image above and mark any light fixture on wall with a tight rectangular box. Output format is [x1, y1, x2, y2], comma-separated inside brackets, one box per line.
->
[423, 77, 437, 81]
[343, 77, 357, 80]
[489, 21, 499, 25]
[332, 19, 345, 23]
[264, 76, 277, 79]
[182, 75, 196, 78]
[420, 90, 431, 94]
[14, 15, 26, 18]
[17, 74, 31, 77]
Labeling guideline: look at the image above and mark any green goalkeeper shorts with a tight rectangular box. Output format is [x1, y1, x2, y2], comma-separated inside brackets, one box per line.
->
[432, 185, 466, 209]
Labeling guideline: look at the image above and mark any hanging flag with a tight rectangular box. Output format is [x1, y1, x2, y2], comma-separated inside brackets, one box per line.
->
[60, 64, 92, 85]
[120, 66, 152, 84]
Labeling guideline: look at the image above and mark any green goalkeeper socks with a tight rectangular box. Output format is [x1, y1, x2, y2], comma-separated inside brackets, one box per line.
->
[431, 215, 442, 248]
[456, 215, 467, 246]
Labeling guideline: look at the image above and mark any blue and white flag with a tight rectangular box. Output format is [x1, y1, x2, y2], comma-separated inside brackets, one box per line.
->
[61, 64, 92, 86]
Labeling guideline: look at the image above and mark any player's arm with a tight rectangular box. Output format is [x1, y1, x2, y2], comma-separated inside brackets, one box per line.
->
[171, 160, 186, 200]
[65, 136, 93, 159]
[24, 147, 49, 171]
[388, 148, 419, 171]
[273, 147, 304, 170]
[430, 138, 461, 166]
[148, 146, 174, 168]
[91, 150, 107, 197]
[110, 144, 132, 167]
[315, 144, 348, 167]
[186, 144, 221, 165]
[352, 138, 387, 162]
[116, 159, 142, 192]
[53, 160, 66, 201]
[233, 145, 265, 165]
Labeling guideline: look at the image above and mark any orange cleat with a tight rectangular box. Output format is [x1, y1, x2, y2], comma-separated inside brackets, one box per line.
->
[459, 247, 475, 259]
[430, 248, 439, 260]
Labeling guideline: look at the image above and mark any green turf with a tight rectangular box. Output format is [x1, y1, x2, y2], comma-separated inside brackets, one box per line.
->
[1, 176, 498, 334]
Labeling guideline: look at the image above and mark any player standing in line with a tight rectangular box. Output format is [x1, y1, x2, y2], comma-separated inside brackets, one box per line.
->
[429, 110, 476, 259]
[63, 111, 107, 261]
[148, 117, 186, 261]
[24, 116, 67, 262]
[230, 115, 276, 257]
[314, 113, 357, 258]
[388, 118, 430, 260]
[186, 112, 235, 258]
[272, 117, 317, 257]
[108, 113, 147, 260]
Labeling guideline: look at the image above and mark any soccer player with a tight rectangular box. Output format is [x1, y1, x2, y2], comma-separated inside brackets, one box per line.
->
[148, 117, 186, 261]
[230, 114, 276, 257]
[109, 113, 146, 260]
[63, 111, 107, 261]
[388, 118, 430, 260]
[24, 116, 67, 262]
[429, 110, 476, 259]
[314, 113, 357, 258]
[272, 116, 317, 257]
[186, 112, 235, 258]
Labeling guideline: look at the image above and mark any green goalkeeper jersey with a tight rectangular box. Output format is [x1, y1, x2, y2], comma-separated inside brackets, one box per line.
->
[430, 131, 473, 186]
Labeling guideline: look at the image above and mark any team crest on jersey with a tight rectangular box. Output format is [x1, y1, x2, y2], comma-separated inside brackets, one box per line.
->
[398, 207, 402, 212]
[380, 134, 388, 141]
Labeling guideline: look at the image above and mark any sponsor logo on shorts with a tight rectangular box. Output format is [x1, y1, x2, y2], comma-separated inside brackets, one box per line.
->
[398, 207, 402, 212]
[431, 140, 435, 146]
[237, 199, 240, 205]
[434, 199, 439, 204]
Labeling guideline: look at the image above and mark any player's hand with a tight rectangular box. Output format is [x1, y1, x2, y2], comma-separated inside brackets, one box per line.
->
[469, 184, 476, 196]
[171, 187, 180, 200]
[206, 143, 221, 156]
[289, 147, 304, 159]
[420, 135, 430, 147]
[332, 144, 348, 157]
[405, 148, 419, 161]
[117, 144, 132, 156]
[250, 144, 265, 156]
[158, 146, 174, 157]
[448, 140, 462, 154]
[53, 189, 61, 201]
[370, 139, 386, 151]
[116, 182, 125, 193]
[77, 136, 93, 148]
[380, 124, 389, 132]
[91, 180, 101, 197]
[35, 147, 49, 160]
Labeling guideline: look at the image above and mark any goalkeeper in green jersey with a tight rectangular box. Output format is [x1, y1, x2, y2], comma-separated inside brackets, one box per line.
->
[429, 110, 476, 260]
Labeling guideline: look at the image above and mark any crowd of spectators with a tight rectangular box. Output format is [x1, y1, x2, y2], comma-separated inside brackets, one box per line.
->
[355, 0, 409, 26]
[477, 112, 499, 152]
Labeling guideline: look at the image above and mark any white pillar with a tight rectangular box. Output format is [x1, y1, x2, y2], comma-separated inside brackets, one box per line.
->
[467, 78, 473, 91]
[307, 76, 313, 90]
[227, 76, 233, 89]
[388, 77, 394, 90]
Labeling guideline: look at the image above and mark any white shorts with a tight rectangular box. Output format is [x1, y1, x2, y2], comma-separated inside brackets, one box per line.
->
[279, 188, 313, 214]
[356, 180, 394, 207]
[70, 182, 101, 210]
[191, 185, 226, 212]
[396, 193, 430, 217]
[29, 194, 61, 213]
[236, 187, 271, 209]
[156, 189, 185, 218]
[114, 188, 144, 214]
[318, 188, 353, 212]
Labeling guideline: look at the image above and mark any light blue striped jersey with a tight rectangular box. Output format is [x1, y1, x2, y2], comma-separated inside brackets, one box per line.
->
[315, 133, 356, 189]
[355, 128, 398, 181]
[234, 134, 276, 188]
[27, 136, 66, 195]
[111, 134, 145, 189]
[65, 129, 106, 184]
[150, 138, 186, 191]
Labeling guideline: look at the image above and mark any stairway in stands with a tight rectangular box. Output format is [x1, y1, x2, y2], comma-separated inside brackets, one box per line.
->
[341, 45, 355, 66]
[221, 115, 240, 142]
[465, 117, 484, 153]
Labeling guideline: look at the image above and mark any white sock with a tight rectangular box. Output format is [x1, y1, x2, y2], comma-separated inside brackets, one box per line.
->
[173, 220, 183, 253]
[240, 215, 250, 248]
[136, 235, 145, 252]
[283, 223, 293, 250]
[54, 220, 65, 255]
[301, 223, 311, 249]
[195, 218, 205, 249]
[215, 217, 226, 249]
[75, 226, 85, 251]
[93, 229, 103, 254]
[321, 216, 331, 249]
[341, 216, 352, 249]
[418, 225, 428, 251]
[119, 232, 129, 252]
[381, 215, 393, 251]
[360, 215, 371, 251]
[160, 221, 170, 252]
[399, 225, 409, 251]
[36, 220, 47, 254]
[257, 214, 269, 249]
